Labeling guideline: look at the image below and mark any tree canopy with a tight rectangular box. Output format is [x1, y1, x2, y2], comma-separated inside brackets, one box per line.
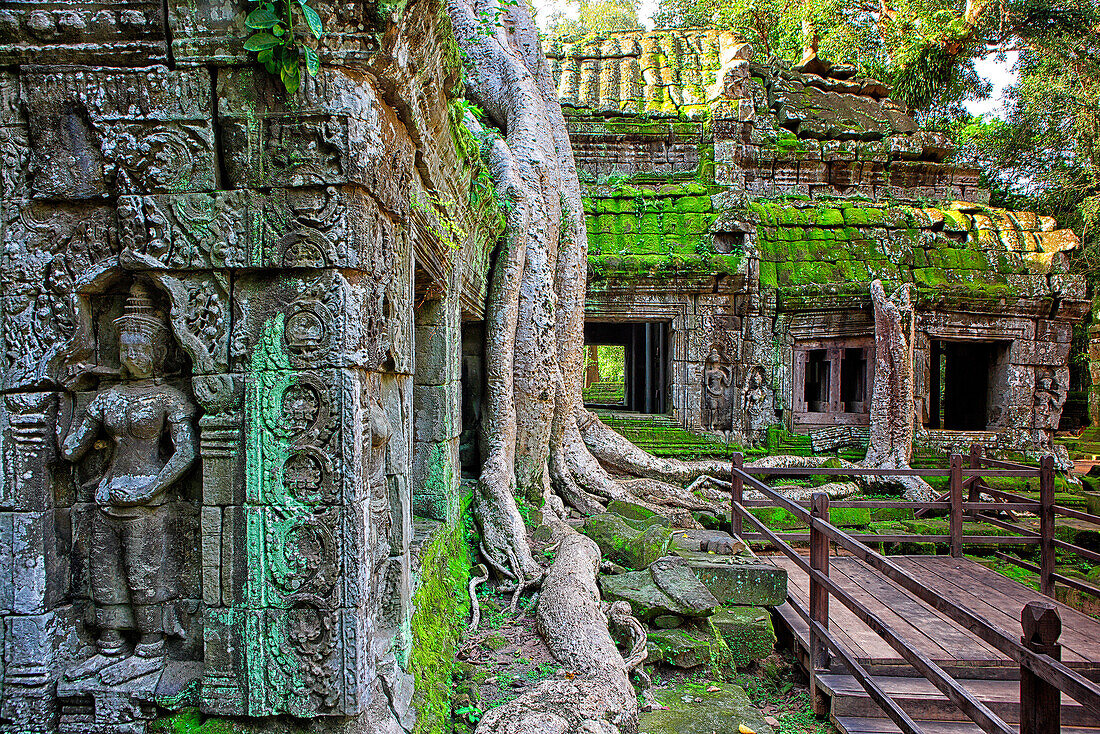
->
[548, 0, 644, 38]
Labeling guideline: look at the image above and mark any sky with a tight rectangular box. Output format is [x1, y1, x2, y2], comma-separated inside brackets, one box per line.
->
[531, 0, 1019, 120]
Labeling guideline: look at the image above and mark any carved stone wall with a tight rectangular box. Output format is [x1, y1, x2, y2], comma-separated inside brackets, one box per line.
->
[0, 1, 497, 732]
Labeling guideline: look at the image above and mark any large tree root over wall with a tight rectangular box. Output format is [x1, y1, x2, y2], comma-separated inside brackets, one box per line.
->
[443, 0, 891, 728]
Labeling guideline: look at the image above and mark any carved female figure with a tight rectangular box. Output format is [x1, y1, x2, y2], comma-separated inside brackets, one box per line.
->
[743, 366, 776, 444]
[58, 282, 197, 685]
[702, 346, 732, 431]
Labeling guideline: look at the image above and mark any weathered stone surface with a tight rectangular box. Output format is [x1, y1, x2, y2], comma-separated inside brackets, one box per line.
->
[231, 269, 411, 375]
[645, 620, 730, 668]
[675, 551, 787, 607]
[670, 528, 746, 555]
[650, 556, 721, 613]
[215, 68, 415, 216]
[0, 0, 167, 66]
[639, 681, 773, 734]
[599, 556, 718, 621]
[711, 606, 777, 667]
[581, 512, 672, 570]
[168, 0, 381, 67]
[22, 67, 216, 199]
[607, 498, 671, 528]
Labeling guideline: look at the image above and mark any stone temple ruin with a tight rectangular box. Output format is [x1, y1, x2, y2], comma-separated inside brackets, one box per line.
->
[0, 7, 1090, 734]
[556, 30, 1088, 463]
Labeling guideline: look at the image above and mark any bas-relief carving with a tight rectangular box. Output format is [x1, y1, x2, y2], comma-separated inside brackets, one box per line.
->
[742, 365, 777, 447]
[0, 1, 166, 66]
[53, 282, 200, 716]
[21, 68, 215, 200]
[701, 346, 733, 434]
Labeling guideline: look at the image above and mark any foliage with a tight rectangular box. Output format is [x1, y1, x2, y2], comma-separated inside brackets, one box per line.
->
[243, 0, 324, 94]
[952, 40, 1100, 278]
[549, 0, 644, 38]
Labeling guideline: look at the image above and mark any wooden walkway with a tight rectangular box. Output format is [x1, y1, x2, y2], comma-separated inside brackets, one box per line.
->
[770, 555, 1100, 677]
[768, 555, 1100, 734]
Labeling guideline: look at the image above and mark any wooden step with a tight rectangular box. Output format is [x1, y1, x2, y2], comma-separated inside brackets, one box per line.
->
[835, 716, 1100, 734]
[818, 674, 1094, 726]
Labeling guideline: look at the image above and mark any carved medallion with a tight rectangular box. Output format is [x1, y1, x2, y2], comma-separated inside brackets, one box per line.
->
[258, 373, 335, 445]
[283, 300, 332, 363]
[281, 447, 336, 506]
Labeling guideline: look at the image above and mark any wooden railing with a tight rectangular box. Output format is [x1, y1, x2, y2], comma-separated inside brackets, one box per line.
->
[730, 447, 1100, 600]
[728, 449, 1100, 734]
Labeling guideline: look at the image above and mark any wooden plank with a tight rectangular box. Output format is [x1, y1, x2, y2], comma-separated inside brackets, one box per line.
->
[901, 557, 1100, 666]
[772, 558, 871, 660]
[912, 556, 1100, 663]
[835, 717, 1100, 734]
[820, 563, 918, 662]
[836, 560, 1002, 664]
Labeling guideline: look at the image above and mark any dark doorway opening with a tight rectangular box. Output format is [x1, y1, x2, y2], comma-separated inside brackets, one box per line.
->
[928, 340, 1009, 431]
[583, 322, 669, 414]
[804, 349, 830, 413]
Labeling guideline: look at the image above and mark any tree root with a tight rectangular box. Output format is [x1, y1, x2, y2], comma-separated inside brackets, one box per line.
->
[509, 572, 544, 614]
[605, 601, 646, 672]
[474, 525, 637, 734]
[467, 564, 489, 633]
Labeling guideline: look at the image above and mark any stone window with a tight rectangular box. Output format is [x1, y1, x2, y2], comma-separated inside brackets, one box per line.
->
[793, 338, 874, 427]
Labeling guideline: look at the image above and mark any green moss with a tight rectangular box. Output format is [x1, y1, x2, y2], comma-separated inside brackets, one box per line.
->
[150, 710, 240, 734]
[411, 518, 475, 734]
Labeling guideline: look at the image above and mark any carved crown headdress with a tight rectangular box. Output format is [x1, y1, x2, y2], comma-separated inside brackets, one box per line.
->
[114, 282, 167, 340]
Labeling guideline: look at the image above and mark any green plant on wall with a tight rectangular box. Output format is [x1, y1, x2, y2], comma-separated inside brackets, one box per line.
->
[244, 0, 324, 93]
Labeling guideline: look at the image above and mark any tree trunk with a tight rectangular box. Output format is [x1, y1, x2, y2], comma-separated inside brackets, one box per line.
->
[863, 280, 932, 501]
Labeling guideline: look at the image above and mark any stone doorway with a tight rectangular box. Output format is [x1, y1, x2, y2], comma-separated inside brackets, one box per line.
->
[928, 340, 1011, 430]
[583, 322, 669, 414]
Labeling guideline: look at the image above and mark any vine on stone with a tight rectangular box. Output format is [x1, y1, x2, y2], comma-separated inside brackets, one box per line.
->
[243, 0, 323, 93]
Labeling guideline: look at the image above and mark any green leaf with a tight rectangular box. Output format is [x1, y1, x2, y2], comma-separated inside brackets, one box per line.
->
[299, 3, 323, 39]
[303, 45, 320, 76]
[245, 7, 281, 28]
[243, 32, 279, 51]
[281, 63, 301, 94]
[257, 48, 274, 63]
[272, 24, 285, 36]
[281, 49, 299, 74]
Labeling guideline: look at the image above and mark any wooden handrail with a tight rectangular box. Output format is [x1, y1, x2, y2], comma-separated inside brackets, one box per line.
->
[736, 497, 1015, 734]
[1054, 503, 1100, 527]
[731, 462, 1100, 719]
[739, 533, 1041, 545]
[977, 457, 1036, 470]
[785, 593, 927, 734]
[742, 466, 1040, 477]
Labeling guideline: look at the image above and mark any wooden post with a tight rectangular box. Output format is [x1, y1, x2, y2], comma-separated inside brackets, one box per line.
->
[1020, 601, 1061, 734]
[968, 444, 982, 520]
[949, 454, 964, 558]
[1040, 455, 1056, 598]
[809, 492, 830, 716]
[730, 452, 744, 538]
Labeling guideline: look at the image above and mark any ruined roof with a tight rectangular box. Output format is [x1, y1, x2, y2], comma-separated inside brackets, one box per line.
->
[545, 29, 919, 142]
[546, 29, 723, 117]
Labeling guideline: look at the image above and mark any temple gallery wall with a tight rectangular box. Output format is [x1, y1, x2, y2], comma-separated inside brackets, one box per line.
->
[0, 7, 1090, 734]
[0, 0, 499, 731]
